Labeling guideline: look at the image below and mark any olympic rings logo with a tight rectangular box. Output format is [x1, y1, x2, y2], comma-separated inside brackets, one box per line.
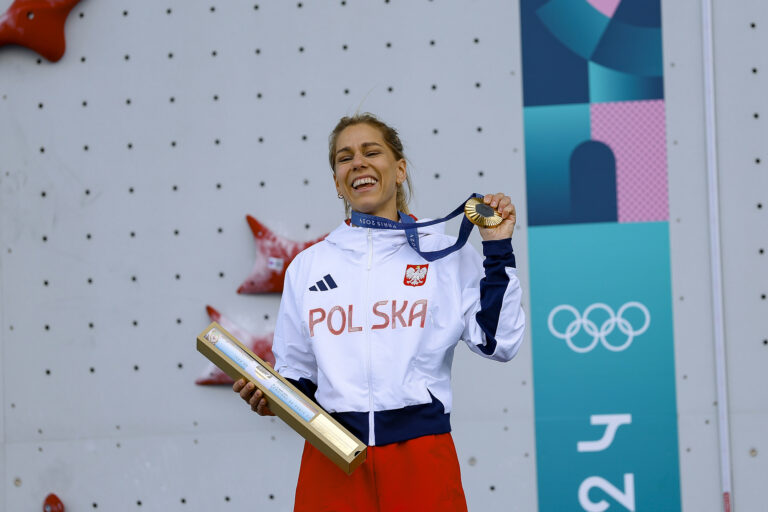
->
[547, 302, 651, 353]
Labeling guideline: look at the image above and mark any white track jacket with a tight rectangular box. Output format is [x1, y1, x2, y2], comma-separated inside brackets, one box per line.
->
[273, 219, 525, 446]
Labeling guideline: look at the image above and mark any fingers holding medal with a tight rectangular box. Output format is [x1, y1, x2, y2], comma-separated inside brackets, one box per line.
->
[473, 193, 516, 241]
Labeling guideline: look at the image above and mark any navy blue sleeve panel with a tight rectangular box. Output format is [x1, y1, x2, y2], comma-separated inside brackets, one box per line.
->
[481, 238, 516, 267]
[286, 377, 319, 403]
[475, 239, 515, 355]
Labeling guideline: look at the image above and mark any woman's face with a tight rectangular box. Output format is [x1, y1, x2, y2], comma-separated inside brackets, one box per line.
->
[333, 123, 406, 221]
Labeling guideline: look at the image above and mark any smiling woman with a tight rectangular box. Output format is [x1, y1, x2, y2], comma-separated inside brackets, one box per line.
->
[328, 113, 413, 220]
[233, 112, 524, 512]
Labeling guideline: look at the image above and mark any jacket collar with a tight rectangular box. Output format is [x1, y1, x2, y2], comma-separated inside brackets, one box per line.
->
[325, 215, 445, 253]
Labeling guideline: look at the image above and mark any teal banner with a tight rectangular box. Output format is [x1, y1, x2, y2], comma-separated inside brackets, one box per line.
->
[519, 0, 682, 510]
[530, 223, 680, 511]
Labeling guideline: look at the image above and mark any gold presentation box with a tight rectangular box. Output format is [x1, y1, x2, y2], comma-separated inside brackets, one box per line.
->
[196, 322, 367, 475]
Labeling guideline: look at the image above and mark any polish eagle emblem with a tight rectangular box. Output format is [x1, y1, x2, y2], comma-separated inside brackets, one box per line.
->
[404, 264, 429, 286]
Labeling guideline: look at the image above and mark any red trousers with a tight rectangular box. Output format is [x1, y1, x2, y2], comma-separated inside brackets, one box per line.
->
[294, 433, 468, 512]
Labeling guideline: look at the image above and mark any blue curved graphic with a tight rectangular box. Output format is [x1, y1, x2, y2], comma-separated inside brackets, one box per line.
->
[523, 0, 665, 225]
[591, 19, 662, 76]
[589, 61, 664, 102]
[523, 0, 663, 107]
[613, 0, 661, 27]
[521, 0, 589, 106]
[536, 0, 611, 60]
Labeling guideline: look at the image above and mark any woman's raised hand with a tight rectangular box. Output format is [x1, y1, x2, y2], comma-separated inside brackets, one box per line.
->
[233, 378, 275, 416]
[478, 192, 516, 241]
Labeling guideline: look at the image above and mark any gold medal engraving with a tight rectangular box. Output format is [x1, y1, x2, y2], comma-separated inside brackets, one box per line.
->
[464, 197, 503, 227]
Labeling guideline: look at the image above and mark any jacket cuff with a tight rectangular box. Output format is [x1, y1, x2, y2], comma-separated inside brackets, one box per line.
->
[481, 238, 515, 267]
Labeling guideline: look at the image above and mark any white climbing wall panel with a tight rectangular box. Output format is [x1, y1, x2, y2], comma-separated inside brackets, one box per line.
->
[0, 1, 532, 510]
[710, 0, 768, 508]
[1, 0, 765, 510]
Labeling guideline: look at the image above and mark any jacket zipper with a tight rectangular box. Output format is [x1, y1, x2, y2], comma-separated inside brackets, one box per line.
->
[365, 229, 375, 446]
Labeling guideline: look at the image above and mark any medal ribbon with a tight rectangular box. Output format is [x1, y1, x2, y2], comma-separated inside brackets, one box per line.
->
[349, 193, 483, 262]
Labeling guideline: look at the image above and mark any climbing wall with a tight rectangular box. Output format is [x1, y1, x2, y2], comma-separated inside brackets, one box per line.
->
[1, 0, 765, 511]
[709, 0, 768, 508]
[0, 1, 532, 510]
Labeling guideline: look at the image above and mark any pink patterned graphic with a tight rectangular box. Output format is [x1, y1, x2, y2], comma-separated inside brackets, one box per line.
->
[586, 0, 621, 18]
[590, 100, 668, 222]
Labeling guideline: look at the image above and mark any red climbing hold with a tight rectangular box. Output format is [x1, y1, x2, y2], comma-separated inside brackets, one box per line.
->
[238, 215, 327, 294]
[43, 493, 65, 512]
[0, 0, 82, 62]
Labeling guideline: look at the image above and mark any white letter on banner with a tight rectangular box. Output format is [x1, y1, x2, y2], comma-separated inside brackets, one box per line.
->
[578, 474, 635, 512]
[577, 414, 632, 452]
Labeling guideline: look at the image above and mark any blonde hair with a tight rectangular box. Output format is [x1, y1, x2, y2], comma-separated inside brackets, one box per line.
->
[328, 113, 413, 217]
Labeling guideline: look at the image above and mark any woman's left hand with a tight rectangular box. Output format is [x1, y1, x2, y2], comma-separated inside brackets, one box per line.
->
[477, 193, 516, 241]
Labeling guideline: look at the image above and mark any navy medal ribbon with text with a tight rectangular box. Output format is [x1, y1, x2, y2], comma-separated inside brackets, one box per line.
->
[350, 193, 484, 262]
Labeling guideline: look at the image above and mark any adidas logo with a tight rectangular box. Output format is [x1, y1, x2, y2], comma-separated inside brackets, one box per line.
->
[309, 274, 338, 292]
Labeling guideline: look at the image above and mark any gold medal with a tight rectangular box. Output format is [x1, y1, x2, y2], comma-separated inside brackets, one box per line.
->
[464, 197, 503, 228]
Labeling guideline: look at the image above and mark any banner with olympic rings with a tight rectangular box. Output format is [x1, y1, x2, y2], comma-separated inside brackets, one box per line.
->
[529, 223, 680, 511]
[519, 1, 681, 510]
